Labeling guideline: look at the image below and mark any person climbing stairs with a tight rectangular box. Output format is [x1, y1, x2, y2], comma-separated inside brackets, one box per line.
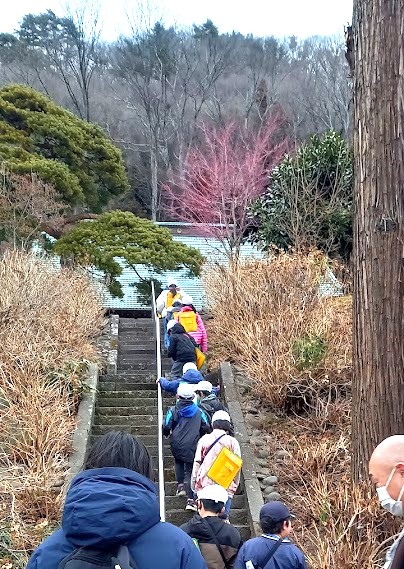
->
[91, 317, 251, 537]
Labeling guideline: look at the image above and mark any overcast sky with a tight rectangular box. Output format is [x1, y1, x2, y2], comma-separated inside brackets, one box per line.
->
[1, 0, 353, 40]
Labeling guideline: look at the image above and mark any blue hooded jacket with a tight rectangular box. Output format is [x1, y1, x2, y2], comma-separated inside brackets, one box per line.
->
[26, 467, 207, 569]
[160, 369, 203, 393]
[160, 370, 220, 397]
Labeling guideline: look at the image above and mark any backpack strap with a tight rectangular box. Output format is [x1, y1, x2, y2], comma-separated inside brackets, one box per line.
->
[112, 545, 138, 569]
[200, 434, 227, 463]
[256, 537, 284, 569]
[201, 518, 232, 569]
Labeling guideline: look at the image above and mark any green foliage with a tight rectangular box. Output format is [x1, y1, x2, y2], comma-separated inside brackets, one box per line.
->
[292, 334, 328, 371]
[193, 20, 219, 39]
[252, 131, 353, 261]
[0, 85, 129, 211]
[54, 211, 204, 297]
[133, 278, 164, 306]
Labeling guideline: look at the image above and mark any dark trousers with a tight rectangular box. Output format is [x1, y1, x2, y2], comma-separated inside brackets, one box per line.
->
[174, 459, 194, 499]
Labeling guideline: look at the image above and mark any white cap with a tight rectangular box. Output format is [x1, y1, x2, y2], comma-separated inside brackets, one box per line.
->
[197, 484, 229, 504]
[167, 320, 177, 331]
[212, 410, 231, 423]
[177, 382, 196, 399]
[196, 380, 213, 393]
[183, 362, 198, 373]
[181, 295, 193, 305]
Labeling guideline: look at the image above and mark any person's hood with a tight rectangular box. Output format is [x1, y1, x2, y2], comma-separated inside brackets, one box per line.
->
[185, 515, 226, 540]
[171, 322, 186, 335]
[182, 369, 204, 384]
[62, 467, 160, 548]
[176, 399, 199, 418]
[180, 306, 195, 313]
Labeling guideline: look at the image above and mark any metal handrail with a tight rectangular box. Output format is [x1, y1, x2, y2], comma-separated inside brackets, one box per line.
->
[151, 281, 166, 521]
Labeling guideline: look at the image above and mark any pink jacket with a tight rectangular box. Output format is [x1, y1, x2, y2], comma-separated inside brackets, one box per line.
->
[175, 307, 208, 353]
[191, 429, 241, 498]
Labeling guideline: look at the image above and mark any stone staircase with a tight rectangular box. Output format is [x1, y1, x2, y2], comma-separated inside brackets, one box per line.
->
[92, 317, 251, 539]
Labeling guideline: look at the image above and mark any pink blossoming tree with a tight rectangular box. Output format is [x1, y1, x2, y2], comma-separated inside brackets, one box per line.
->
[162, 119, 289, 260]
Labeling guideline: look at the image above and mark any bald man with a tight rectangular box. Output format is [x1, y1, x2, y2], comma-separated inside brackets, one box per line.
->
[369, 435, 404, 569]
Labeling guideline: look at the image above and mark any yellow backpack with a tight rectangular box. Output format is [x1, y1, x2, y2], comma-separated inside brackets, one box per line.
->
[177, 311, 198, 333]
[207, 447, 243, 489]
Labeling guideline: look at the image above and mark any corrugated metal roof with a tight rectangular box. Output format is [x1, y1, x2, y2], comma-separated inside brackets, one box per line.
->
[35, 226, 342, 309]
[99, 236, 263, 310]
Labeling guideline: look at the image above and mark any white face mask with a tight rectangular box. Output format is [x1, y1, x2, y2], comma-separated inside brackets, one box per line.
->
[377, 466, 404, 516]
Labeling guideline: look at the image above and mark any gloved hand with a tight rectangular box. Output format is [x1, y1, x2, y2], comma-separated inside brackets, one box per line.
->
[162, 308, 167, 318]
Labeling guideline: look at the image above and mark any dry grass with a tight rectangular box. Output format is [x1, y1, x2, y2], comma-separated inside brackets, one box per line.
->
[204, 251, 395, 568]
[0, 250, 104, 567]
[204, 251, 351, 408]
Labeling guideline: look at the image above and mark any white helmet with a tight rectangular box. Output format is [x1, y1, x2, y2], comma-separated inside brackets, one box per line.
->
[196, 380, 213, 393]
[177, 382, 196, 400]
[212, 410, 231, 423]
[167, 320, 177, 332]
[183, 362, 198, 374]
[197, 484, 229, 504]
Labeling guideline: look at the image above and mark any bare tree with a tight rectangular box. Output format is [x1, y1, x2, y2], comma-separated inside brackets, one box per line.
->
[16, 2, 102, 121]
[0, 167, 66, 250]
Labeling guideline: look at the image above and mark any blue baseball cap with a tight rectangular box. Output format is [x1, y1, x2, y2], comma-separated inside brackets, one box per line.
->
[260, 502, 295, 523]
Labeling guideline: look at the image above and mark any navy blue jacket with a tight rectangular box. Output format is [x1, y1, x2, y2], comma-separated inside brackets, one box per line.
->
[163, 400, 210, 462]
[234, 534, 307, 569]
[26, 467, 207, 569]
[167, 323, 197, 363]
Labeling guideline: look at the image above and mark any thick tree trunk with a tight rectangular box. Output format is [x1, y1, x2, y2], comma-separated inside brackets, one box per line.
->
[352, 1, 404, 480]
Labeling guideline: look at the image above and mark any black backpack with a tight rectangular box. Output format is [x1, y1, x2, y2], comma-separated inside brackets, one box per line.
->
[58, 545, 137, 569]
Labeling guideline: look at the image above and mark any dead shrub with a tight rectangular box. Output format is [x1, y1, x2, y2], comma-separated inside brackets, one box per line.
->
[203, 251, 352, 409]
[203, 252, 393, 567]
[0, 250, 104, 566]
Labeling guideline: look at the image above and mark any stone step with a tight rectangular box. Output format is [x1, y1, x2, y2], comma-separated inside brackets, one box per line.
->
[96, 397, 158, 408]
[163, 494, 246, 510]
[99, 383, 157, 392]
[92, 424, 158, 436]
[119, 340, 156, 346]
[96, 406, 157, 416]
[94, 415, 158, 427]
[119, 363, 156, 371]
[153, 468, 176, 482]
[113, 370, 165, 378]
[118, 343, 156, 357]
[118, 328, 155, 336]
[165, 508, 248, 526]
[100, 375, 157, 384]
[118, 355, 157, 363]
[90, 434, 162, 448]
[97, 389, 157, 398]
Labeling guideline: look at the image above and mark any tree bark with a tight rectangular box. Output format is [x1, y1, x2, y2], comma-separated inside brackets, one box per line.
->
[352, 0, 404, 480]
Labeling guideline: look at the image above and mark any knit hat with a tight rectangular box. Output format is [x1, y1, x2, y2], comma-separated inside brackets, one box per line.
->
[167, 320, 177, 332]
[196, 380, 213, 393]
[183, 362, 198, 373]
[212, 410, 231, 423]
[177, 382, 196, 400]
[197, 484, 229, 504]
[181, 295, 193, 305]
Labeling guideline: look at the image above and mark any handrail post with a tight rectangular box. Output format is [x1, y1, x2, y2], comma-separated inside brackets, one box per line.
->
[151, 281, 166, 521]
